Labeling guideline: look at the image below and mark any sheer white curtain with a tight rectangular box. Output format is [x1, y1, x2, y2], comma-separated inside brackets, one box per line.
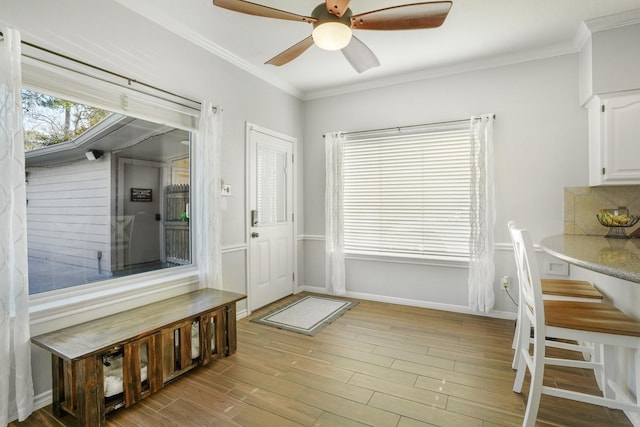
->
[0, 28, 34, 425]
[468, 114, 496, 313]
[325, 132, 346, 295]
[194, 101, 223, 289]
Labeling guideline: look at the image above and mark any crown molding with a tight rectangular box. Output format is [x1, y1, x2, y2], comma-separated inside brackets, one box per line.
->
[302, 42, 578, 101]
[572, 22, 592, 51]
[584, 8, 640, 33]
[114, 0, 303, 99]
[574, 8, 640, 50]
[115, 1, 640, 103]
[169, 26, 303, 99]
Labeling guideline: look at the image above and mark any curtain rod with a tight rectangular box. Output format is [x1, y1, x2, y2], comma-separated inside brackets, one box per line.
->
[0, 30, 201, 108]
[324, 115, 496, 138]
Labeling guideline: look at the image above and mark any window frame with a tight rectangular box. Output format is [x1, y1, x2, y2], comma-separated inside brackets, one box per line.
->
[341, 121, 472, 266]
[22, 49, 203, 327]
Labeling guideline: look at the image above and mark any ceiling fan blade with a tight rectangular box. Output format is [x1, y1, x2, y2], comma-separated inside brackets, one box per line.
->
[325, 0, 351, 17]
[351, 1, 452, 30]
[265, 36, 315, 66]
[213, 0, 316, 23]
[341, 35, 380, 73]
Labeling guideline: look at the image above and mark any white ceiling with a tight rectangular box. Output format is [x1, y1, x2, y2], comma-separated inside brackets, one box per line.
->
[114, 1, 640, 99]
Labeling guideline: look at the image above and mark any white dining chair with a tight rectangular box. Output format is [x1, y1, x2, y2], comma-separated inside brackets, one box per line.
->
[510, 224, 640, 427]
[507, 220, 603, 370]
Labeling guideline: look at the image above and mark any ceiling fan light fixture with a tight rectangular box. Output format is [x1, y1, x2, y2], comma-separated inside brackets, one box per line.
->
[212, 0, 452, 71]
[312, 21, 352, 50]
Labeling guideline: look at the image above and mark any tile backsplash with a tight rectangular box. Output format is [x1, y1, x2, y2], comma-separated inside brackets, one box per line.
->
[564, 186, 640, 235]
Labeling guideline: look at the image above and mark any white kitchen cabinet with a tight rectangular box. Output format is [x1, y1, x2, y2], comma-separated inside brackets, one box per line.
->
[588, 91, 640, 186]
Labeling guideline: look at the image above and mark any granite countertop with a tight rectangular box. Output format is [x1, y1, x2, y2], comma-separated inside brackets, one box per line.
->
[540, 234, 640, 284]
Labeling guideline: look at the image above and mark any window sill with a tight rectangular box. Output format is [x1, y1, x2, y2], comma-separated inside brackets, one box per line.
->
[29, 265, 200, 330]
[345, 251, 469, 269]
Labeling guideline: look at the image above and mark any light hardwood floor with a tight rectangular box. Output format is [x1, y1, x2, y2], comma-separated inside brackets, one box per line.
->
[11, 293, 633, 427]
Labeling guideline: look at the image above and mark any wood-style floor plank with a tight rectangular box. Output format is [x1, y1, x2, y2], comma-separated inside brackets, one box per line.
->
[10, 292, 634, 427]
[368, 392, 482, 427]
[373, 346, 455, 371]
[348, 373, 447, 409]
[297, 388, 401, 427]
[282, 369, 374, 404]
[227, 382, 322, 426]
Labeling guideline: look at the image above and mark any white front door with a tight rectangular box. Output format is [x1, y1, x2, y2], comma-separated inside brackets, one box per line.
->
[248, 124, 294, 311]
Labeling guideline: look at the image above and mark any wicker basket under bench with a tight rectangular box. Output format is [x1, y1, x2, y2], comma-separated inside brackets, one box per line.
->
[31, 289, 246, 427]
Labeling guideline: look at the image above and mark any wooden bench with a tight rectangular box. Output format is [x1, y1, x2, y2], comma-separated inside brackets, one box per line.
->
[31, 289, 246, 427]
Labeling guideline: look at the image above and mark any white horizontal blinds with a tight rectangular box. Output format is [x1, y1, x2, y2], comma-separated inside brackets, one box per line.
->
[20, 53, 199, 131]
[343, 121, 471, 261]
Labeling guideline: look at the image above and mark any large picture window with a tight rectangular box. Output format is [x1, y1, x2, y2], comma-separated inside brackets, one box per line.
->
[23, 89, 192, 294]
[342, 121, 471, 262]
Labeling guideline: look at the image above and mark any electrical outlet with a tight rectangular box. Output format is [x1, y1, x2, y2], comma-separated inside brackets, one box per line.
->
[501, 275, 511, 290]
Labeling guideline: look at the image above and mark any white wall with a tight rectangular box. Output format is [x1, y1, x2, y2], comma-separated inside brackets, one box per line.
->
[302, 54, 590, 315]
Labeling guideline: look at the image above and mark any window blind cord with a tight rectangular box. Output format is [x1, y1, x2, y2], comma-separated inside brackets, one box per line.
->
[323, 115, 496, 139]
[1, 30, 201, 110]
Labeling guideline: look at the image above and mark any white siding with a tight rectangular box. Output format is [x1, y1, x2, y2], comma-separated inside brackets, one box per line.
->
[26, 155, 112, 271]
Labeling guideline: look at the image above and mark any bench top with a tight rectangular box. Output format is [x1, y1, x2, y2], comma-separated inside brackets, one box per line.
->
[31, 289, 246, 361]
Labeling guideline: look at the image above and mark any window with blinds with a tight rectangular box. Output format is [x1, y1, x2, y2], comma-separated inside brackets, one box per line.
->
[343, 121, 471, 262]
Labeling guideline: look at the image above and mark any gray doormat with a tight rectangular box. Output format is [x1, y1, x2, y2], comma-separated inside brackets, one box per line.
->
[250, 295, 358, 336]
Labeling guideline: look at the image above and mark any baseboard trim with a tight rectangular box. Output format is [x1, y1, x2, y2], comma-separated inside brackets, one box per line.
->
[33, 390, 51, 413]
[295, 285, 517, 320]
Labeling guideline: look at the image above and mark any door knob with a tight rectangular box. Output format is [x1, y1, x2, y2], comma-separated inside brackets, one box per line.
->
[251, 232, 260, 238]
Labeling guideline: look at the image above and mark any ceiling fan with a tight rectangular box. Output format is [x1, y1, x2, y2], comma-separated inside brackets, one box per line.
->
[212, 0, 453, 73]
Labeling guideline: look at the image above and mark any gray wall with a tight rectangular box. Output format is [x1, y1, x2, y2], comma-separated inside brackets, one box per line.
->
[2, 0, 304, 407]
[2, 0, 606, 418]
[302, 54, 590, 314]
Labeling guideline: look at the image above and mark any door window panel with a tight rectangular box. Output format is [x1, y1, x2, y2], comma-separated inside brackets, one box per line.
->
[256, 147, 287, 226]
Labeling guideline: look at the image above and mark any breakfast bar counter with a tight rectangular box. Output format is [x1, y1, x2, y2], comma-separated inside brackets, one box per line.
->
[540, 234, 640, 284]
[540, 234, 640, 425]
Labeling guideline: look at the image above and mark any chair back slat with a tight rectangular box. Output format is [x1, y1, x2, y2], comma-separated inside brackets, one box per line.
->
[507, 221, 523, 294]
[509, 225, 546, 339]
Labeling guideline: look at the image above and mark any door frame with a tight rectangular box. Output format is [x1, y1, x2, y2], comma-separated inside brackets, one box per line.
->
[116, 157, 169, 268]
[244, 122, 298, 314]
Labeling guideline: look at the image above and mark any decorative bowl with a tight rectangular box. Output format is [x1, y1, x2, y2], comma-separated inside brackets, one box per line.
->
[596, 209, 640, 238]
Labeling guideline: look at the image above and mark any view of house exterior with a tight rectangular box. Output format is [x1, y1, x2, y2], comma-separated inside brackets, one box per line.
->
[24, 111, 191, 293]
